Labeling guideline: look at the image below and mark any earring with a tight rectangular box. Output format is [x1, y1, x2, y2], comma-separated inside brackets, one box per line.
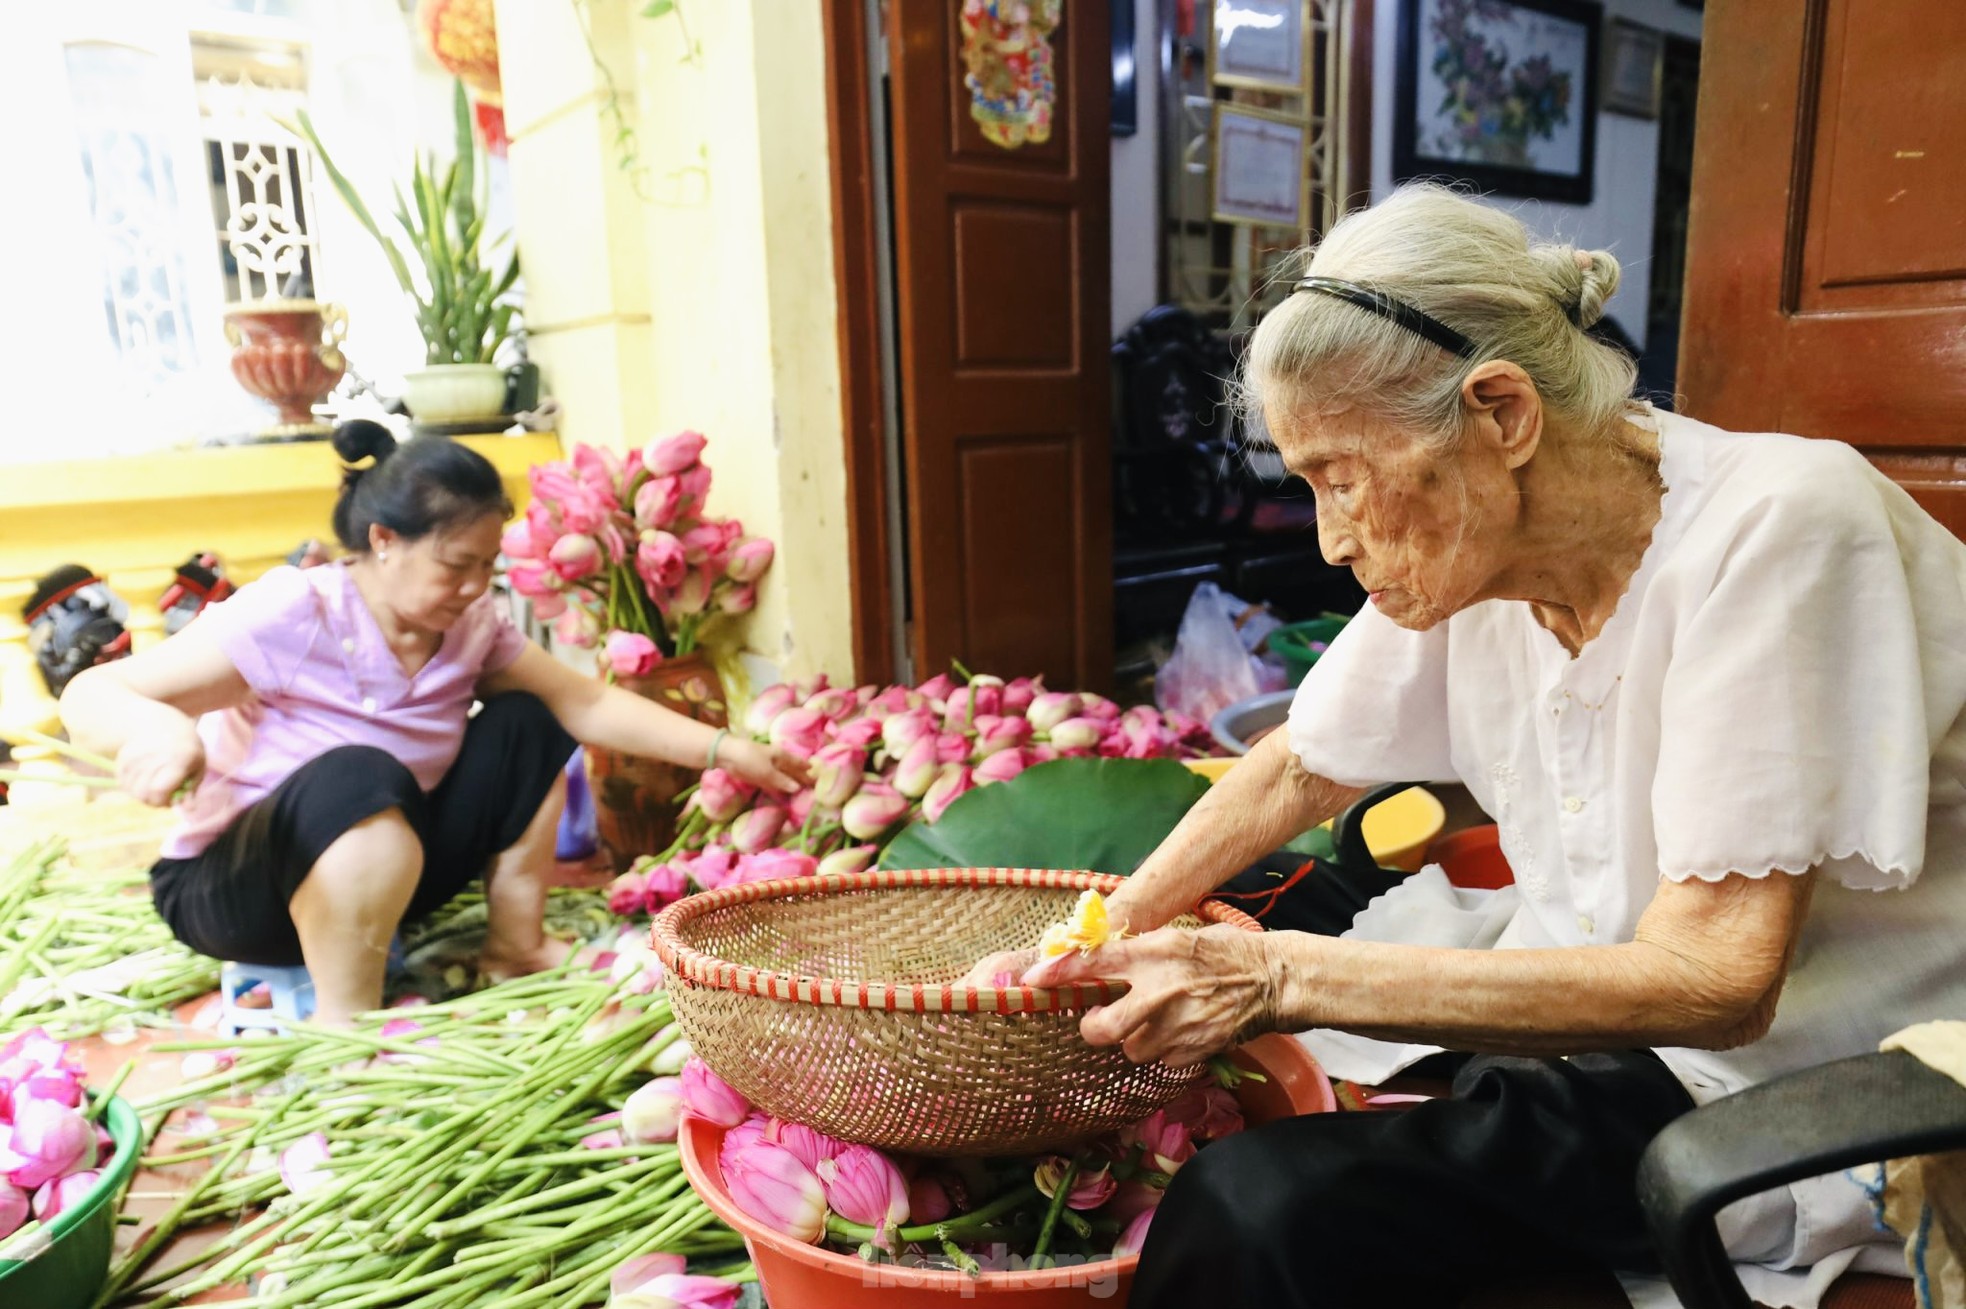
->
[377, 549, 388, 563]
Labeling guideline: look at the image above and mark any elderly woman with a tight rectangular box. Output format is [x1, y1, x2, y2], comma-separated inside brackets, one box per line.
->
[1026, 186, 1966, 1307]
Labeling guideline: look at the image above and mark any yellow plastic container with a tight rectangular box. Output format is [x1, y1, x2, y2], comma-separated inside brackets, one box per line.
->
[1183, 760, 1445, 872]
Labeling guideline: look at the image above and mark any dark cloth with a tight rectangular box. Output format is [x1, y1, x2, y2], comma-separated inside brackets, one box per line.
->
[1129, 855, 1695, 1308]
[149, 693, 574, 965]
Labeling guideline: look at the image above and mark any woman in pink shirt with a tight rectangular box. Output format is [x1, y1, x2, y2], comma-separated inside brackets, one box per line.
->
[59, 422, 806, 1024]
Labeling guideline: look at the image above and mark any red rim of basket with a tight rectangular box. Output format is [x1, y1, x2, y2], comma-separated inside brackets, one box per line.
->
[648, 867, 1261, 1015]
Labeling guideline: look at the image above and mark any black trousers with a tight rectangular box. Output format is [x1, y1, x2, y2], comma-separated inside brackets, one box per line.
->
[150, 693, 575, 966]
[1128, 855, 1696, 1309]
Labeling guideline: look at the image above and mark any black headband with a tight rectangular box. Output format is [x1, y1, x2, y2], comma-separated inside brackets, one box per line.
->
[1293, 276, 1481, 359]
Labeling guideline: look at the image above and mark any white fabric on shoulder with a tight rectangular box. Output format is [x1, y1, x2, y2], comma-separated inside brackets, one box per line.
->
[1648, 438, 1966, 892]
[1287, 600, 1458, 787]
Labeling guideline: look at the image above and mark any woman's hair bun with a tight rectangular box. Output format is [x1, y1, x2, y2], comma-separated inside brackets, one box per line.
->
[331, 419, 399, 466]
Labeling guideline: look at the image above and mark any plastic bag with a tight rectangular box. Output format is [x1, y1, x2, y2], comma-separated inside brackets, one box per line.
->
[1154, 582, 1289, 727]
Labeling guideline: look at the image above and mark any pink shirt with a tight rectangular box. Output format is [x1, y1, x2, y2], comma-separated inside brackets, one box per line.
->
[160, 563, 528, 859]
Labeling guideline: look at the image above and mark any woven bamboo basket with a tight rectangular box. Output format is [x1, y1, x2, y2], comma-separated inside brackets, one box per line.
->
[649, 867, 1262, 1156]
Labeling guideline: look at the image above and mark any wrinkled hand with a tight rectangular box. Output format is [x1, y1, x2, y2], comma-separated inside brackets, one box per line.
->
[1019, 925, 1280, 1068]
[719, 737, 811, 795]
[117, 719, 205, 807]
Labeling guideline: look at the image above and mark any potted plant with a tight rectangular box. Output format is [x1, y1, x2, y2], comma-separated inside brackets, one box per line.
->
[293, 82, 520, 425]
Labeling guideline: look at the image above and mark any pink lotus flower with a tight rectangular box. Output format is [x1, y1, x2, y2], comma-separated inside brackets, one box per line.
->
[1165, 1085, 1244, 1140]
[1047, 716, 1103, 752]
[635, 531, 687, 591]
[31, 1169, 97, 1222]
[9, 1069, 82, 1112]
[623, 1077, 684, 1144]
[693, 769, 757, 824]
[743, 684, 798, 736]
[1114, 1206, 1156, 1258]
[765, 1118, 843, 1172]
[816, 1143, 910, 1238]
[645, 431, 709, 477]
[684, 848, 738, 891]
[0, 1184, 26, 1240]
[717, 585, 756, 616]
[1026, 692, 1082, 733]
[906, 1173, 953, 1225]
[1002, 677, 1039, 716]
[974, 749, 1029, 785]
[1120, 1110, 1196, 1175]
[832, 718, 884, 750]
[841, 784, 909, 841]
[500, 521, 536, 560]
[880, 709, 936, 757]
[634, 476, 683, 531]
[731, 849, 818, 884]
[1033, 1157, 1117, 1210]
[552, 608, 596, 649]
[681, 1058, 751, 1128]
[816, 844, 876, 876]
[809, 743, 867, 809]
[610, 1251, 739, 1309]
[279, 1132, 332, 1197]
[505, 560, 556, 598]
[641, 861, 689, 914]
[727, 538, 775, 583]
[548, 533, 602, 581]
[767, 708, 828, 758]
[719, 1136, 827, 1243]
[922, 765, 974, 824]
[606, 872, 649, 917]
[604, 631, 661, 679]
[728, 806, 787, 855]
[2, 1099, 95, 1189]
[891, 736, 941, 799]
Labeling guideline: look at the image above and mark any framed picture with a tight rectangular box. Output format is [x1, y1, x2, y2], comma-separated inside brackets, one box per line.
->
[1601, 18, 1663, 118]
[1392, 0, 1601, 203]
[1211, 103, 1307, 228]
[1208, 0, 1308, 94]
[1112, 0, 1138, 135]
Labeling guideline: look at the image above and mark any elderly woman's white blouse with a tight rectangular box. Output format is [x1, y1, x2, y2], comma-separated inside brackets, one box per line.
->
[1285, 408, 1966, 1303]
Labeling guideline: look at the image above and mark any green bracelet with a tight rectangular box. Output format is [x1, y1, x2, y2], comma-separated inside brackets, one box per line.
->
[706, 728, 729, 770]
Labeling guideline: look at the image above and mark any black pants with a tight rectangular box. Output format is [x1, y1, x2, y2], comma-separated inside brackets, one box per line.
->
[1129, 855, 1696, 1309]
[150, 693, 575, 966]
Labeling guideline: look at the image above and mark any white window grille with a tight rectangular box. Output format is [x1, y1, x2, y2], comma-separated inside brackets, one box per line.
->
[193, 35, 323, 304]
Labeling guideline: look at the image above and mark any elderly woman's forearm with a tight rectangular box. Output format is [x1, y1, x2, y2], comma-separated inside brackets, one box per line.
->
[1120, 732, 1362, 928]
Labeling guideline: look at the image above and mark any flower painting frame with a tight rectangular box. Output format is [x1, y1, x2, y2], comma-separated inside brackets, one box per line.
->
[1393, 0, 1602, 204]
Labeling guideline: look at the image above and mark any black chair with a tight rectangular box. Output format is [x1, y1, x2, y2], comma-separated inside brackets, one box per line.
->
[1637, 1049, 1966, 1309]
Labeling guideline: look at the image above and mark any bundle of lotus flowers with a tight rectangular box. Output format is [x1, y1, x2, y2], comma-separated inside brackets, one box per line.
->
[601, 671, 1219, 913]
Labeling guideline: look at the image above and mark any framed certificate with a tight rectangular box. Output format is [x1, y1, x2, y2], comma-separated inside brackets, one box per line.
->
[1211, 104, 1307, 229]
[1208, 0, 1308, 95]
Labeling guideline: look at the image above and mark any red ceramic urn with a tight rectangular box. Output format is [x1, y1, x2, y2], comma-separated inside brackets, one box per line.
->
[223, 299, 348, 437]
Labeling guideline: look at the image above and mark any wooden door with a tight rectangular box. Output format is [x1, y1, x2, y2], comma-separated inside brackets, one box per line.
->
[886, 0, 1114, 688]
[1679, 0, 1966, 537]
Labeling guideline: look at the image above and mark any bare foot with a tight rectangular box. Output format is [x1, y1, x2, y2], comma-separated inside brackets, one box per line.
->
[478, 936, 576, 982]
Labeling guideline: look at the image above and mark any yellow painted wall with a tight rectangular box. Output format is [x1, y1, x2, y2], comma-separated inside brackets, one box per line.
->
[494, 0, 854, 683]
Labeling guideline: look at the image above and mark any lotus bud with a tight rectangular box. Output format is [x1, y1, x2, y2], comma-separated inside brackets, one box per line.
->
[809, 743, 867, 809]
[891, 736, 942, 799]
[833, 718, 884, 749]
[1079, 693, 1122, 722]
[973, 716, 1032, 758]
[279, 1132, 332, 1197]
[728, 806, 787, 855]
[727, 538, 775, 584]
[968, 675, 1005, 717]
[767, 707, 828, 757]
[1114, 1206, 1156, 1259]
[1120, 1109, 1196, 1175]
[688, 848, 738, 892]
[634, 530, 687, 591]
[641, 861, 689, 915]
[606, 872, 650, 917]
[5, 1100, 95, 1189]
[817, 844, 877, 877]
[765, 1118, 844, 1172]
[610, 1252, 740, 1309]
[1033, 1157, 1117, 1210]
[804, 687, 854, 721]
[603, 631, 661, 679]
[974, 749, 1029, 785]
[580, 1124, 626, 1151]
[504, 560, 556, 599]
[841, 784, 909, 841]
[681, 1058, 751, 1127]
[743, 684, 798, 737]
[719, 1136, 827, 1244]
[922, 765, 974, 824]
[693, 769, 757, 824]
[0, 1184, 26, 1240]
[31, 1170, 99, 1223]
[633, 476, 684, 531]
[1002, 676, 1039, 716]
[1103, 1178, 1165, 1226]
[500, 522, 536, 560]
[551, 608, 596, 649]
[866, 686, 920, 717]
[1166, 1085, 1245, 1140]
[548, 533, 601, 581]
[622, 1076, 685, 1144]
[1026, 691, 1082, 733]
[1047, 716, 1103, 752]
[933, 732, 971, 765]
[676, 463, 714, 509]
[529, 590, 568, 621]
[716, 584, 756, 615]
[907, 1173, 953, 1225]
[914, 673, 957, 710]
[815, 1143, 910, 1239]
[643, 430, 708, 476]
[649, 1036, 693, 1077]
[672, 567, 713, 616]
[732, 849, 819, 884]
[880, 709, 935, 757]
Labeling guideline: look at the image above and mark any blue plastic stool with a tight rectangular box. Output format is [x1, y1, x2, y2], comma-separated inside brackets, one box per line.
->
[218, 937, 406, 1036]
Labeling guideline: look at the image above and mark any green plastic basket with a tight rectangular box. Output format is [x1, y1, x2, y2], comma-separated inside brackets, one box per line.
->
[0, 1094, 142, 1309]
[1268, 615, 1349, 683]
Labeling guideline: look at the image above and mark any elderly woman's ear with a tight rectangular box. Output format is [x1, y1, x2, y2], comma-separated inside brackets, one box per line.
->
[1460, 360, 1544, 471]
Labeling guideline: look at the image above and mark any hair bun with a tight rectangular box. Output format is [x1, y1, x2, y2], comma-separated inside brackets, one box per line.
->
[1536, 245, 1622, 330]
[332, 419, 398, 466]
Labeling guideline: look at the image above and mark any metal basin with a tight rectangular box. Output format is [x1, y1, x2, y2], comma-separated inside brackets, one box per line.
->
[1209, 690, 1294, 756]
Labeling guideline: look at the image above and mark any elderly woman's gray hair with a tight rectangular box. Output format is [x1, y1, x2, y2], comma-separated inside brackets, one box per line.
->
[1242, 184, 1639, 449]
